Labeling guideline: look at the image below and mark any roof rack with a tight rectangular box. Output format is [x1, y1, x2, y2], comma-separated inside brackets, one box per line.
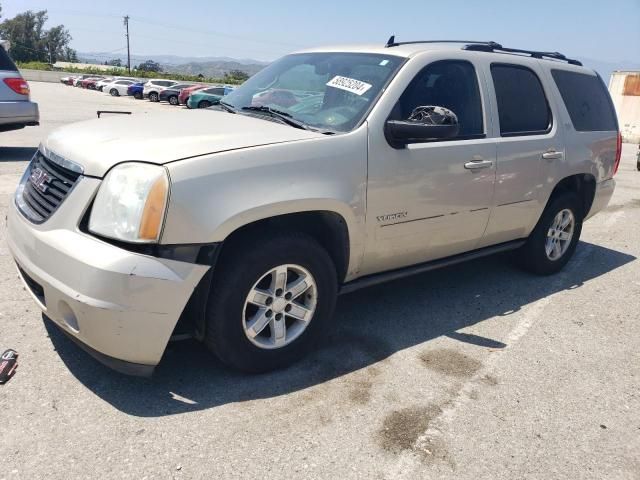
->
[383, 36, 582, 66]
[385, 36, 498, 48]
[463, 42, 582, 66]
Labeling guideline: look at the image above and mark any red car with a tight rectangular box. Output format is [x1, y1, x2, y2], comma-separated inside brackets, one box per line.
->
[81, 77, 103, 89]
[179, 84, 207, 105]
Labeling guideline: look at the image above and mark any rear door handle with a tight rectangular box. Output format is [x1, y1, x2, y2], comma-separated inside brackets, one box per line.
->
[464, 159, 494, 170]
[542, 150, 563, 160]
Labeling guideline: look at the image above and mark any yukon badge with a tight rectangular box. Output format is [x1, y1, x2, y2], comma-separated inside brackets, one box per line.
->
[377, 211, 408, 223]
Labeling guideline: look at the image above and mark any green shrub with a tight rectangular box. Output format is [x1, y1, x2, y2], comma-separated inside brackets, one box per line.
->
[16, 62, 245, 85]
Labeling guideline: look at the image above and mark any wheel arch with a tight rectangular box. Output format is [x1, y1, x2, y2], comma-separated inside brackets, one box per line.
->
[547, 173, 596, 219]
[217, 209, 352, 283]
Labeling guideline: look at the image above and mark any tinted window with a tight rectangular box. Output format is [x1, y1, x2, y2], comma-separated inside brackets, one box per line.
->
[491, 65, 550, 135]
[392, 60, 484, 138]
[551, 69, 617, 132]
[206, 87, 225, 95]
[0, 47, 17, 71]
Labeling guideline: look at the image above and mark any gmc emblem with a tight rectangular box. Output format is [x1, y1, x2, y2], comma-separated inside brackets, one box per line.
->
[29, 167, 51, 193]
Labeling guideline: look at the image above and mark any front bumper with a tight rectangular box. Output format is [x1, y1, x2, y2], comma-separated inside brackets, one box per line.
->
[585, 178, 615, 220]
[7, 176, 209, 375]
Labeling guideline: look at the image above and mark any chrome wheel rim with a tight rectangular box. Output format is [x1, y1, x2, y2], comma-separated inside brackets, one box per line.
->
[545, 209, 575, 260]
[243, 264, 317, 350]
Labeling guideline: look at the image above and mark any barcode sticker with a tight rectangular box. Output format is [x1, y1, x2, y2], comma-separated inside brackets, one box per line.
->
[326, 75, 372, 96]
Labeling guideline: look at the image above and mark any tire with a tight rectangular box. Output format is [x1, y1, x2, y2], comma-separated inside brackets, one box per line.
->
[134, 92, 143, 100]
[109, 88, 119, 96]
[204, 232, 338, 373]
[198, 100, 212, 108]
[149, 92, 159, 102]
[516, 191, 583, 275]
[169, 95, 179, 105]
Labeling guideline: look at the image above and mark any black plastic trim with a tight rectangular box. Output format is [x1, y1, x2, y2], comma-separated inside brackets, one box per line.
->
[339, 239, 525, 294]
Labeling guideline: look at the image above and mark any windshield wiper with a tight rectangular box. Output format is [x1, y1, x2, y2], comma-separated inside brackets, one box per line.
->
[218, 101, 237, 113]
[241, 105, 311, 131]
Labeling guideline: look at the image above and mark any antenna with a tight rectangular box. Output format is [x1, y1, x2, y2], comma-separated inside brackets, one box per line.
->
[385, 35, 396, 48]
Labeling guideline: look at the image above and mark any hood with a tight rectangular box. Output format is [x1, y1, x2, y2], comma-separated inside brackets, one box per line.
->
[42, 109, 323, 177]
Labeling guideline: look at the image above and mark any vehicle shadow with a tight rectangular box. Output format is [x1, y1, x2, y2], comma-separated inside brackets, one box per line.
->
[0, 146, 36, 162]
[44, 241, 635, 417]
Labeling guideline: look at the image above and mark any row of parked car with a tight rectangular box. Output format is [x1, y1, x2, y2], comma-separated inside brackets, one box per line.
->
[59, 74, 235, 109]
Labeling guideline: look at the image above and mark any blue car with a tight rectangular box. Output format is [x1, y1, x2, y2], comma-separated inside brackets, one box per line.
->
[127, 82, 144, 99]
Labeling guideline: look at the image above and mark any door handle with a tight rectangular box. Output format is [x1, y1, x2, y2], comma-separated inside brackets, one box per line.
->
[464, 159, 494, 170]
[542, 150, 563, 160]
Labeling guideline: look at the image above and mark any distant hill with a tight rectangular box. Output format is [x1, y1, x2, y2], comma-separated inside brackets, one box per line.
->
[162, 60, 265, 78]
[77, 52, 268, 78]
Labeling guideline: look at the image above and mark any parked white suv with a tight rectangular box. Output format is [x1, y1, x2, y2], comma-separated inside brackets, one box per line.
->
[143, 79, 178, 101]
[7, 40, 620, 376]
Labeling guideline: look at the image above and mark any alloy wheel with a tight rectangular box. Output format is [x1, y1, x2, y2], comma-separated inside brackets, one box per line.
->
[243, 264, 317, 349]
[545, 208, 575, 260]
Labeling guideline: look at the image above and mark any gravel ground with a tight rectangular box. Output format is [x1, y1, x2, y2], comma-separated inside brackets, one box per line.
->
[0, 82, 639, 480]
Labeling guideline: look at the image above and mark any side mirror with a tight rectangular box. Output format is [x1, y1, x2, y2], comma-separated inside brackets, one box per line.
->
[385, 106, 460, 148]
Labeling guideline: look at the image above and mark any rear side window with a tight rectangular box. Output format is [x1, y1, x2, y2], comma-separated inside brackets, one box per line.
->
[491, 64, 551, 136]
[0, 47, 18, 71]
[551, 69, 617, 132]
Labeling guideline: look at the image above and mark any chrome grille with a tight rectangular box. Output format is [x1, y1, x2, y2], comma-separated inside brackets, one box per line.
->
[16, 150, 82, 223]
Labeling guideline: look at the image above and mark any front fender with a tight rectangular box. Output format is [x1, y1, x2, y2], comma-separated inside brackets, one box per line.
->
[162, 127, 368, 276]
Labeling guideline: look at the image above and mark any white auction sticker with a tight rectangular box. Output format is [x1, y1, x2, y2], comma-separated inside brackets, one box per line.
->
[326, 75, 372, 96]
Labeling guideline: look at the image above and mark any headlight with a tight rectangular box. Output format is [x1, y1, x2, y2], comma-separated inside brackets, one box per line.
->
[89, 163, 169, 243]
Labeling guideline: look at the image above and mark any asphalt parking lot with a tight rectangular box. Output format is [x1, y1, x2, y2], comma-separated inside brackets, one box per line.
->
[1, 82, 639, 480]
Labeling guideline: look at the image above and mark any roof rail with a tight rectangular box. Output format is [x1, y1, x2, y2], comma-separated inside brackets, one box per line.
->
[383, 36, 582, 66]
[385, 36, 499, 49]
[463, 42, 582, 66]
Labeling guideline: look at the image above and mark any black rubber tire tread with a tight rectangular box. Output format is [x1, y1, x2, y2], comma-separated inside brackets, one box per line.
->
[516, 191, 583, 275]
[204, 232, 338, 373]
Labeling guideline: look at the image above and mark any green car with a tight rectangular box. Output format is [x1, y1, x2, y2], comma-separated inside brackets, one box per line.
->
[187, 86, 232, 109]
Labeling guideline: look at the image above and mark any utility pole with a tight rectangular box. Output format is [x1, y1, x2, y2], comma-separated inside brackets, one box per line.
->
[123, 15, 131, 74]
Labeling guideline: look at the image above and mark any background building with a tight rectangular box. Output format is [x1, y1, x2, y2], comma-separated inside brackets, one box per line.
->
[609, 71, 640, 143]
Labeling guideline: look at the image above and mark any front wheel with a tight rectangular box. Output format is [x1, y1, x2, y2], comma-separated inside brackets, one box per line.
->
[516, 191, 583, 275]
[198, 100, 212, 108]
[149, 92, 159, 102]
[204, 233, 338, 373]
[169, 95, 179, 105]
[109, 88, 119, 96]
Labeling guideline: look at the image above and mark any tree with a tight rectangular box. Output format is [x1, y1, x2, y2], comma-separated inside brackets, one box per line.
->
[104, 58, 122, 67]
[224, 69, 249, 82]
[136, 60, 162, 72]
[0, 9, 77, 63]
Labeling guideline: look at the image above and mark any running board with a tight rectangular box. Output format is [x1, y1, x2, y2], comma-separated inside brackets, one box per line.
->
[339, 240, 526, 295]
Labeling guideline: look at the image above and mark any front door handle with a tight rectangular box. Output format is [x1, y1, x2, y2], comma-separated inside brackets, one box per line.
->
[542, 150, 563, 160]
[464, 159, 494, 170]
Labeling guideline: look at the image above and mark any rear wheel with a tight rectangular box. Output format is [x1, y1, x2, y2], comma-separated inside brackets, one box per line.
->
[204, 233, 338, 373]
[134, 92, 143, 100]
[169, 95, 179, 105]
[149, 92, 159, 102]
[109, 88, 119, 96]
[198, 100, 212, 108]
[516, 191, 583, 275]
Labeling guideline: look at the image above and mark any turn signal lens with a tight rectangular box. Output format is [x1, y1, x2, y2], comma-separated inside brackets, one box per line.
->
[138, 175, 169, 241]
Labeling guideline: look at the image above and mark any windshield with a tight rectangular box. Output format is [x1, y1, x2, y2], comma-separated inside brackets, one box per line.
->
[221, 52, 404, 132]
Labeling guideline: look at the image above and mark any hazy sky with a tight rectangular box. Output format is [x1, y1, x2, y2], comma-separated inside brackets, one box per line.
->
[3, 0, 639, 62]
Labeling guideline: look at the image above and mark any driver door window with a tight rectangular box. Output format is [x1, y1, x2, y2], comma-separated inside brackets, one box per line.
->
[391, 60, 484, 139]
